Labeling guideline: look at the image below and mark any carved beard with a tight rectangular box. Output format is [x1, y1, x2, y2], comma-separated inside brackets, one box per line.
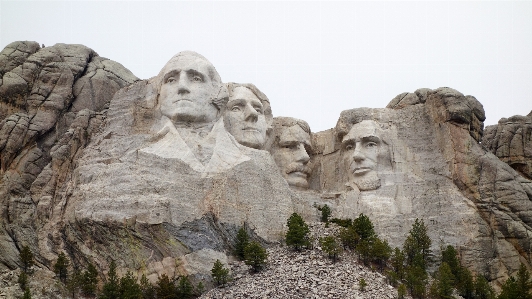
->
[353, 171, 381, 191]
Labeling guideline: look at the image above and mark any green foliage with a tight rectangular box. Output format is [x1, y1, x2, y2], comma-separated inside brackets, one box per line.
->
[211, 259, 230, 286]
[403, 218, 431, 270]
[319, 235, 342, 263]
[338, 226, 359, 250]
[429, 262, 455, 299]
[18, 271, 28, 290]
[498, 263, 532, 299]
[353, 214, 376, 241]
[235, 227, 250, 260]
[21, 287, 31, 299]
[19, 245, 34, 274]
[119, 271, 142, 299]
[474, 274, 495, 299]
[359, 278, 367, 291]
[285, 213, 310, 251]
[155, 274, 176, 299]
[314, 204, 332, 223]
[330, 218, 352, 228]
[405, 264, 428, 299]
[398, 284, 407, 299]
[195, 281, 205, 296]
[66, 269, 82, 299]
[80, 263, 98, 297]
[355, 239, 373, 265]
[371, 237, 392, 271]
[457, 266, 474, 299]
[176, 276, 193, 299]
[441, 245, 460, 278]
[53, 252, 70, 283]
[140, 274, 156, 299]
[244, 241, 268, 272]
[100, 261, 120, 299]
[391, 247, 405, 281]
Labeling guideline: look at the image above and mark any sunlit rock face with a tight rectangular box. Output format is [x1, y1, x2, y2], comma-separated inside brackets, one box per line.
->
[1, 42, 531, 288]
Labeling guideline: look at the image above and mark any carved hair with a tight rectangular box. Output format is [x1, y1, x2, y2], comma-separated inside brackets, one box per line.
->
[335, 108, 382, 142]
[272, 117, 311, 136]
[225, 82, 273, 126]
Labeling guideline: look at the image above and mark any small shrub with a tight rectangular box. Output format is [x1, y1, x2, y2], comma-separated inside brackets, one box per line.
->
[359, 278, 367, 291]
[211, 259, 229, 286]
[244, 241, 268, 272]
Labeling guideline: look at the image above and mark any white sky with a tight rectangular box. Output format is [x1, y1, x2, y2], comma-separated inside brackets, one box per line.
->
[1, 1, 531, 132]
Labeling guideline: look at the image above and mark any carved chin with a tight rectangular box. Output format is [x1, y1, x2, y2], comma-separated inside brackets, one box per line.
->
[353, 172, 381, 191]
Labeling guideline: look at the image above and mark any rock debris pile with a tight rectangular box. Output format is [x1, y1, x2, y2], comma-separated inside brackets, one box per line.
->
[202, 223, 404, 299]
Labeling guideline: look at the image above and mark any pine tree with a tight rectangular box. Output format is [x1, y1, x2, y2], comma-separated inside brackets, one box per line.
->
[18, 271, 28, 290]
[53, 252, 70, 283]
[80, 263, 98, 297]
[441, 245, 460, 278]
[176, 276, 193, 299]
[405, 262, 428, 299]
[319, 236, 342, 263]
[398, 284, 407, 299]
[234, 227, 249, 260]
[338, 226, 359, 250]
[473, 274, 495, 299]
[371, 237, 392, 272]
[21, 287, 31, 299]
[119, 271, 142, 299]
[353, 214, 376, 241]
[355, 238, 373, 266]
[194, 281, 205, 297]
[515, 263, 532, 299]
[498, 276, 518, 299]
[315, 204, 331, 223]
[155, 274, 176, 299]
[359, 278, 367, 291]
[403, 218, 431, 270]
[391, 247, 405, 280]
[457, 266, 474, 299]
[19, 245, 34, 274]
[244, 241, 268, 272]
[100, 260, 120, 299]
[211, 259, 229, 286]
[429, 262, 454, 299]
[285, 213, 310, 251]
[66, 269, 82, 299]
[140, 274, 156, 299]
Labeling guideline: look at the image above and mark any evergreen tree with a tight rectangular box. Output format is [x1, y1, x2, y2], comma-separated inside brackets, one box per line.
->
[176, 276, 193, 299]
[403, 218, 431, 270]
[355, 238, 373, 266]
[457, 267, 474, 299]
[19, 245, 34, 274]
[473, 274, 495, 299]
[244, 241, 268, 272]
[353, 214, 376, 241]
[371, 237, 392, 272]
[285, 213, 310, 251]
[398, 284, 407, 299]
[319, 236, 342, 263]
[498, 276, 518, 299]
[81, 263, 98, 297]
[405, 263, 428, 299]
[100, 260, 120, 299]
[429, 262, 454, 299]
[359, 278, 367, 291]
[140, 274, 156, 299]
[515, 263, 532, 299]
[66, 269, 82, 299]
[315, 204, 331, 223]
[119, 271, 142, 299]
[234, 227, 249, 260]
[155, 274, 176, 299]
[441, 245, 460, 278]
[338, 226, 359, 250]
[330, 218, 352, 228]
[211, 259, 229, 286]
[391, 247, 405, 280]
[194, 281, 205, 297]
[53, 252, 70, 283]
[18, 271, 28, 290]
[21, 287, 31, 299]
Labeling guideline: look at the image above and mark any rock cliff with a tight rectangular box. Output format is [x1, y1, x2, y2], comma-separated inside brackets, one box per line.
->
[1, 42, 531, 292]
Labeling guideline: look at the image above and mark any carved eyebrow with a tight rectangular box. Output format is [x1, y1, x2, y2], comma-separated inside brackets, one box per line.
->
[361, 135, 381, 143]
[186, 69, 206, 81]
[163, 70, 180, 82]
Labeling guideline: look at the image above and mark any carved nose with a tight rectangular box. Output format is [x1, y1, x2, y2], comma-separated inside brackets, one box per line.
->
[244, 104, 258, 122]
[352, 145, 365, 162]
[296, 144, 310, 163]
[177, 75, 190, 95]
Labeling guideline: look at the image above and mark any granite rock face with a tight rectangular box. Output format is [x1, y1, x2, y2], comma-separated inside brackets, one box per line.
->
[1, 42, 531, 292]
[483, 111, 532, 180]
[0, 41, 138, 271]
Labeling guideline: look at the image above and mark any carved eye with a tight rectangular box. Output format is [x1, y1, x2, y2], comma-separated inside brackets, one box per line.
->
[253, 106, 263, 114]
[193, 75, 203, 82]
[366, 142, 377, 148]
[345, 144, 354, 151]
[231, 106, 241, 112]
[166, 77, 176, 83]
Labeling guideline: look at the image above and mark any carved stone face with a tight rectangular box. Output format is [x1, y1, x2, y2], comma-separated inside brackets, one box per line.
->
[224, 86, 267, 149]
[270, 124, 312, 189]
[159, 54, 219, 124]
[342, 120, 383, 191]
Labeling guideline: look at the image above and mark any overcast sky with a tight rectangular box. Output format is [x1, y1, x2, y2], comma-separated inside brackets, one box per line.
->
[1, 1, 531, 132]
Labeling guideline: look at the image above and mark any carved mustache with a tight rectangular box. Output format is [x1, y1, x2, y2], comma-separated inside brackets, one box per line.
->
[285, 163, 311, 176]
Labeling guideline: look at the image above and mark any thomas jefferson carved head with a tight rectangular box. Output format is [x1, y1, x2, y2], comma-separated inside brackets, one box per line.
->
[266, 117, 312, 189]
[224, 83, 273, 149]
[156, 51, 227, 125]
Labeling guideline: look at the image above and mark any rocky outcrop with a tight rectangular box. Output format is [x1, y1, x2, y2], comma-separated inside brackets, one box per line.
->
[482, 112, 532, 180]
[0, 41, 138, 271]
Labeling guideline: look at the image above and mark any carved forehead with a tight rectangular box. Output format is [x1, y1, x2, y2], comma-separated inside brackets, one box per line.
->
[158, 51, 221, 84]
[279, 125, 311, 146]
[228, 86, 261, 105]
[342, 120, 383, 143]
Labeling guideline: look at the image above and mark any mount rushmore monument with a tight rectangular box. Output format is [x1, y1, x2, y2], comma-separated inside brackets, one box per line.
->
[1, 41, 532, 287]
